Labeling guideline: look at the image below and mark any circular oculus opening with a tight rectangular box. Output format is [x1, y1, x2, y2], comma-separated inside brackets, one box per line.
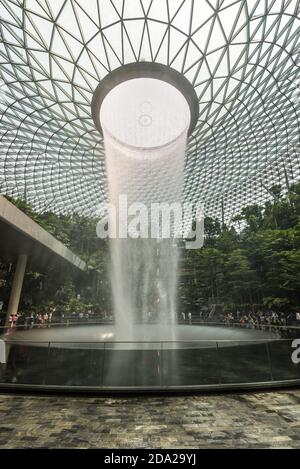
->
[91, 62, 199, 140]
[99, 78, 191, 149]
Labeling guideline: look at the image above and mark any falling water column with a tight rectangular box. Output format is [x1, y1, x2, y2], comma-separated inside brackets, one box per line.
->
[100, 78, 191, 339]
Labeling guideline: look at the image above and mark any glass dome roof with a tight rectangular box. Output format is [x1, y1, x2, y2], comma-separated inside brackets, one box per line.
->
[0, 0, 299, 222]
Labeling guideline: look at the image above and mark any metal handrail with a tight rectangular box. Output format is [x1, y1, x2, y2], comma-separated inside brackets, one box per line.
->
[1, 321, 299, 330]
[0, 320, 114, 330]
[2, 337, 299, 345]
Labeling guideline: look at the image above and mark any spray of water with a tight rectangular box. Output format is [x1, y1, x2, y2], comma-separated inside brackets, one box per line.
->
[100, 78, 190, 341]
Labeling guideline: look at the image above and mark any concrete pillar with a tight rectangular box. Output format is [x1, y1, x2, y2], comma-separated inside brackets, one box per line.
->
[6, 254, 28, 327]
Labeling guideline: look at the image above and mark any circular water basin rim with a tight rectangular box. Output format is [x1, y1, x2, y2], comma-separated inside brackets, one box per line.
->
[3, 324, 279, 349]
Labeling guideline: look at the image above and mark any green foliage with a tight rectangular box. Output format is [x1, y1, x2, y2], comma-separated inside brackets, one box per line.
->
[1, 196, 110, 313]
[179, 181, 300, 312]
[2, 180, 300, 314]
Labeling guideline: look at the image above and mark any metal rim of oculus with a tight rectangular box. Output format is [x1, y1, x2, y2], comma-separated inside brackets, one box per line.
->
[91, 62, 199, 138]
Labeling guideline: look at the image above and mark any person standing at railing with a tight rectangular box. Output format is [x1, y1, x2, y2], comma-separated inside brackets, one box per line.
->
[43, 312, 48, 326]
[37, 313, 42, 327]
[29, 312, 34, 328]
[12, 313, 18, 327]
[48, 311, 52, 327]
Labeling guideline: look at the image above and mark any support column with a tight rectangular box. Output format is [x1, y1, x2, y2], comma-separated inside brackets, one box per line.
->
[5, 254, 28, 327]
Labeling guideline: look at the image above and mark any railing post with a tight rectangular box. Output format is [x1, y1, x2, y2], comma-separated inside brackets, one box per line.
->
[160, 342, 163, 387]
[44, 341, 51, 385]
[100, 342, 106, 388]
[266, 341, 274, 381]
[216, 341, 222, 384]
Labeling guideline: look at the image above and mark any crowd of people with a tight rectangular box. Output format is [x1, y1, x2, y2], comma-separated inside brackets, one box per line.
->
[176, 309, 299, 329]
[1, 307, 299, 330]
[221, 310, 296, 328]
[2, 309, 113, 328]
[7, 311, 53, 328]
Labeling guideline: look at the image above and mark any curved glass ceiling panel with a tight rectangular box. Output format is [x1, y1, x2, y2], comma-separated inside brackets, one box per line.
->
[0, 0, 299, 222]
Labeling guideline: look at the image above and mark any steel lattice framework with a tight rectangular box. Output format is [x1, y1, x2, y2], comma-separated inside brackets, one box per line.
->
[0, 0, 299, 222]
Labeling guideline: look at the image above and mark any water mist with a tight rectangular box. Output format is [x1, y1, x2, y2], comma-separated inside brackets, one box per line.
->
[100, 78, 190, 341]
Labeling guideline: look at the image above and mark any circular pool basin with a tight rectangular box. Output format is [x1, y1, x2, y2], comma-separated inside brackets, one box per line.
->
[0, 324, 299, 392]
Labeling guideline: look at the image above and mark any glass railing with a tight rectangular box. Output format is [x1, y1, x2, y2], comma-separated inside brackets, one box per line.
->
[0, 335, 300, 390]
